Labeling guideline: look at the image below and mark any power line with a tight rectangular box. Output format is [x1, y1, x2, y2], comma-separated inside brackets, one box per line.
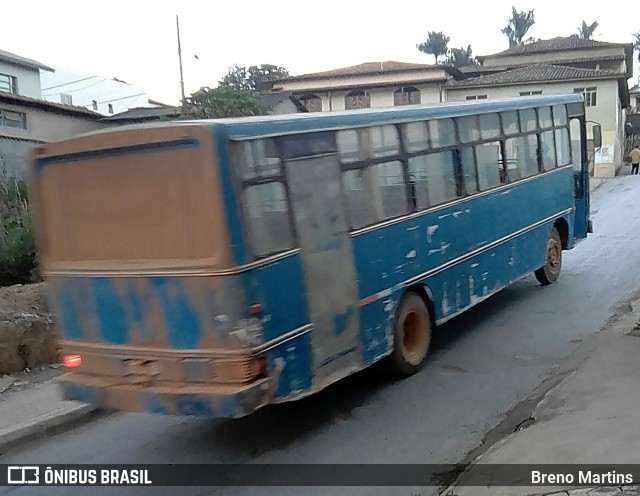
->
[41, 76, 99, 91]
[81, 93, 147, 108]
[43, 78, 110, 96]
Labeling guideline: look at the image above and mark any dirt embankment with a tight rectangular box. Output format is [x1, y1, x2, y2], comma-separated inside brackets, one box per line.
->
[0, 283, 59, 375]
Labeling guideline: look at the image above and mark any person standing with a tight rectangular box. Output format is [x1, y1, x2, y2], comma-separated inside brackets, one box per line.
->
[630, 146, 640, 175]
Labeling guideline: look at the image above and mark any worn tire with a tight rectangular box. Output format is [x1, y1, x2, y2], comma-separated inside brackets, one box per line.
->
[388, 292, 432, 376]
[535, 226, 562, 286]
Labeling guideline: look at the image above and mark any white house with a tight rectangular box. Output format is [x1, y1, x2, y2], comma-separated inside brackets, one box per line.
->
[40, 67, 165, 116]
[0, 49, 54, 98]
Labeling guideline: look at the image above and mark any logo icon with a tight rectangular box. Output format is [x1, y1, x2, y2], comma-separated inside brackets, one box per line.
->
[7, 466, 39, 484]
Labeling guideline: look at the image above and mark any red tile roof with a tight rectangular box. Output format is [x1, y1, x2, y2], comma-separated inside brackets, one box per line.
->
[447, 64, 622, 88]
[479, 37, 633, 59]
[283, 61, 454, 81]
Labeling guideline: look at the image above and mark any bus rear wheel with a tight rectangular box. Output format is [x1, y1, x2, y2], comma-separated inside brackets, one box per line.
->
[535, 226, 562, 286]
[389, 292, 432, 376]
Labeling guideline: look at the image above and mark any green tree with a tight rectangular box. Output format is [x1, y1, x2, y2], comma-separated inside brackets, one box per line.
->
[446, 45, 478, 67]
[181, 86, 269, 119]
[417, 31, 450, 63]
[576, 20, 599, 40]
[502, 6, 535, 48]
[219, 64, 289, 91]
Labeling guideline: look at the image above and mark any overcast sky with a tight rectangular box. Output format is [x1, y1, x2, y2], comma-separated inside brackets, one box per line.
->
[3, 0, 639, 105]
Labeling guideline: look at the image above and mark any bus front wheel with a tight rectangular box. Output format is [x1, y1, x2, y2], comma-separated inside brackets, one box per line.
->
[389, 292, 432, 376]
[535, 227, 562, 286]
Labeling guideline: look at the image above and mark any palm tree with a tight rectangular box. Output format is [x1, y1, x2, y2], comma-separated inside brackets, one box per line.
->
[446, 46, 478, 67]
[577, 21, 599, 40]
[502, 6, 535, 48]
[417, 31, 451, 64]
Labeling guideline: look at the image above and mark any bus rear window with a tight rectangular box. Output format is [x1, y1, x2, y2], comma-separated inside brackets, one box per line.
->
[35, 139, 223, 267]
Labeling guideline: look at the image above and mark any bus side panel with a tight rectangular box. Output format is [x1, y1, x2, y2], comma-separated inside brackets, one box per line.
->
[351, 169, 575, 362]
[241, 255, 315, 399]
[241, 255, 309, 342]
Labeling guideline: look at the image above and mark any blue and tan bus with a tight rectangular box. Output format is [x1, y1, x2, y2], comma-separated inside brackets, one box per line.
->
[28, 94, 594, 418]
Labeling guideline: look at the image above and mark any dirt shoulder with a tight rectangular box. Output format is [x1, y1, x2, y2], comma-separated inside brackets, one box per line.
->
[0, 282, 59, 375]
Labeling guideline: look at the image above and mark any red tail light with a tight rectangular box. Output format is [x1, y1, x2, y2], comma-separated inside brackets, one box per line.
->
[63, 354, 82, 368]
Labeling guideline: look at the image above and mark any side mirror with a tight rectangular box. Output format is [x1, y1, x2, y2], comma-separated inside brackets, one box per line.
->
[592, 125, 602, 149]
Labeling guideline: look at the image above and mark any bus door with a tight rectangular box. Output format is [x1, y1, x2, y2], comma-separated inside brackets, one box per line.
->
[568, 112, 595, 239]
[278, 132, 362, 385]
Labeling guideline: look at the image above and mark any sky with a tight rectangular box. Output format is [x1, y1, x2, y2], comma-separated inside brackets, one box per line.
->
[3, 0, 639, 106]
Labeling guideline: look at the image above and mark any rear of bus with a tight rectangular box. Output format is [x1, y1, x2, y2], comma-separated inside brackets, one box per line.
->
[28, 124, 272, 418]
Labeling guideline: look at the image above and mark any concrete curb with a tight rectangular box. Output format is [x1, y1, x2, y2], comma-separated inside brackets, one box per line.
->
[0, 403, 102, 452]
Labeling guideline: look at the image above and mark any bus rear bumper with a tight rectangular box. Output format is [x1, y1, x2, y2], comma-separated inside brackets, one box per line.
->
[59, 374, 272, 419]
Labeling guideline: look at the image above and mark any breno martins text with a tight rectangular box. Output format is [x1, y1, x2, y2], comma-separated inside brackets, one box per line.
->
[531, 470, 634, 485]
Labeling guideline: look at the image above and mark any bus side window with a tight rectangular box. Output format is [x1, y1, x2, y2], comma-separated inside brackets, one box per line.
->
[570, 119, 583, 171]
[501, 111, 519, 135]
[237, 139, 281, 179]
[475, 141, 504, 190]
[519, 109, 537, 132]
[538, 106, 553, 129]
[337, 130, 363, 163]
[552, 105, 568, 127]
[428, 118, 456, 147]
[479, 113, 500, 140]
[369, 126, 400, 158]
[555, 128, 571, 166]
[504, 134, 539, 181]
[402, 121, 429, 152]
[243, 181, 295, 256]
[342, 161, 408, 228]
[234, 139, 294, 257]
[408, 152, 457, 208]
[540, 130, 556, 171]
[457, 115, 480, 143]
[459, 147, 479, 195]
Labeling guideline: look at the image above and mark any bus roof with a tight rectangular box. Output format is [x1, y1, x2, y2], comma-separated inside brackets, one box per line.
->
[67, 94, 585, 143]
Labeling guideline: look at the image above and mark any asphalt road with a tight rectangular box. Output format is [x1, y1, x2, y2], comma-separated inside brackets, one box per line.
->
[2, 176, 640, 496]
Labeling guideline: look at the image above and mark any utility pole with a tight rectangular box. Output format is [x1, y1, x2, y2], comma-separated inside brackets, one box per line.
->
[176, 15, 186, 108]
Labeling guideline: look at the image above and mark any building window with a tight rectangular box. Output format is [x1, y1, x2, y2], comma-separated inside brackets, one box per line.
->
[0, 108, 26, 129]
[298, 93, 322, 112]
[466, 95, 488, 100]
[108, 104, 114, 114]
[573, 87, 597, 107]
[520, 91, 543, 96]
[61, 94, 73, 105]
[345, 90, 370, 110]
[92, 100, 98, 110]
[0, 74, 17, 94]
[394, 86, 421, 106]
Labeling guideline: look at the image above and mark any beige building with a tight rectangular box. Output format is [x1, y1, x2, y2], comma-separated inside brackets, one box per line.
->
[269, 37, 633, 176]
[273, 61, 462, 112]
